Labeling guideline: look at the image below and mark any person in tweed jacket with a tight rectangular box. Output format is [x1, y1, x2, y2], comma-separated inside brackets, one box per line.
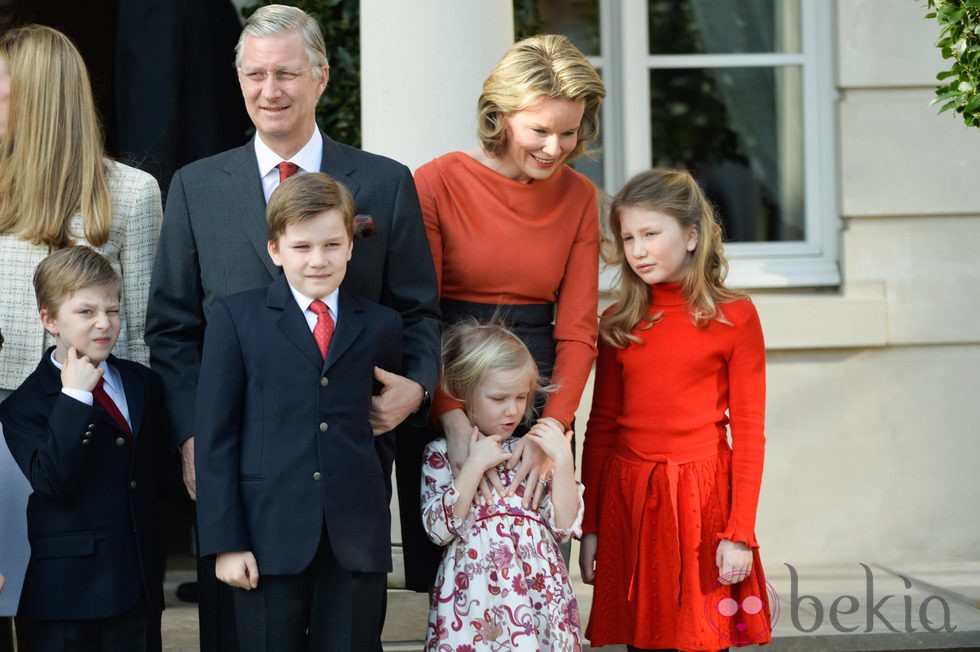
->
[0, 25, 162, 650]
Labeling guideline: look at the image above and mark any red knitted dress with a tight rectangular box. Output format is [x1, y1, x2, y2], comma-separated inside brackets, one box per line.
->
[581, 282, 772, 650]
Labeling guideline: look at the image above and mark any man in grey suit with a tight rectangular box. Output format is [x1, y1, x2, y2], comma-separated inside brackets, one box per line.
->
[145, 5, 440, 650]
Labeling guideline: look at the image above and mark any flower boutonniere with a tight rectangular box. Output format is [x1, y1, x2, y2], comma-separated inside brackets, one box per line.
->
[354, 214, 375, 238]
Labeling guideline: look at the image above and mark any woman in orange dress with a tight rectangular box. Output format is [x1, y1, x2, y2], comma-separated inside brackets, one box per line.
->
[403, 34, 605, 591]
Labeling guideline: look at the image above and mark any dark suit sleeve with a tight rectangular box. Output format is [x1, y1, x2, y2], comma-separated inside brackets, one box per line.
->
[1, 388, 98, 501]
[373, 309, 405, 485]
[193, 298, 251, 557]
[380, 165, 440, 410]
[144, 167, 204, 448]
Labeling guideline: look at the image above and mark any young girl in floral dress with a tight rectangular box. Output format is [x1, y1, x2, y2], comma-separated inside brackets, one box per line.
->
[580, 168, 772, 651]
[422, 321, 584, 651]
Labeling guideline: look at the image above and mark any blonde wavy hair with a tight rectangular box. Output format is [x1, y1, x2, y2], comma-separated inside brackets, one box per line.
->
[600, 168, 747, 348]
[0, 25, 111, 249]
[441, 320, 554, 426]
[477, 34, 605, 162]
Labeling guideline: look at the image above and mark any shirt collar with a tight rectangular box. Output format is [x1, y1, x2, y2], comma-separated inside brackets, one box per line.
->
[286, 282, 340, 321]
[254, 129, 323, 178]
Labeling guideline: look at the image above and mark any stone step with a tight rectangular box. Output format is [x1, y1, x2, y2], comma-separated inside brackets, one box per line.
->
[163, 560, 980, 651]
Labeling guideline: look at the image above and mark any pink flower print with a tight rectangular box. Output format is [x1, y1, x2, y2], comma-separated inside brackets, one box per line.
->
[512, 574, 528, 596]
[490, 542, 513, 569]
[530, 572, 547, 592]
[426, 450, 446, 469]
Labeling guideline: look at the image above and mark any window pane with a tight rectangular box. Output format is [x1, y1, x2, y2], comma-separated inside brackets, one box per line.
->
[648, 0, 801, 55]
[514, 0, 601, 55]
[650, 65, 804, 242]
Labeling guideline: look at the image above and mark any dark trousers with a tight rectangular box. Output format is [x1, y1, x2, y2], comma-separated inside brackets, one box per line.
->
[197, 554, 239, 652]
[26, 600, 160, 652]
[394, 421, 443, 592]
[231, 527, 386, 652]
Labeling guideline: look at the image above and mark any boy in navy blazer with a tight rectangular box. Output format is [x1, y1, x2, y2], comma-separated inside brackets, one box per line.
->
[0, 246, 170, 651]
[193, 173, 403, 651]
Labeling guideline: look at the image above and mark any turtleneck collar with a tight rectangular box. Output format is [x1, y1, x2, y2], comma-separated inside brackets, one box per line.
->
[649, 281, 687, 307]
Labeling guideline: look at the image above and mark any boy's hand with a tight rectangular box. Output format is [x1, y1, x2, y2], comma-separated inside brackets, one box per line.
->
[60, 347, 103, 392]
[216, 551, 259, 590]
[370, 367, 424, 435]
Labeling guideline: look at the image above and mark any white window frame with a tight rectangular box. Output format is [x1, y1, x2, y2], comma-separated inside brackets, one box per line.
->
[595, 0, 839, 289]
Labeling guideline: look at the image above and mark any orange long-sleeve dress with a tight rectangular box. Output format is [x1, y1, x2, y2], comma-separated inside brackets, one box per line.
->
[414, 151, 599, 427]
[582, 282, 772, 651]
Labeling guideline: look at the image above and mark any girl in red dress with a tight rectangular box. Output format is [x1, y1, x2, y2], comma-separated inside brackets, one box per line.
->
[579, 169, 772, 651]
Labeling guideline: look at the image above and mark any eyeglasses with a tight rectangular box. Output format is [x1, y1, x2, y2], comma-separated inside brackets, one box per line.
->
[239, 68, 311, 84]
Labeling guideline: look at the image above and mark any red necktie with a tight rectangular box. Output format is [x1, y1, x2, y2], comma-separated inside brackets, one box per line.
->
[93, 378, 132, 442]
[276, 161, 299, 182]
[309, 300, 334, 360]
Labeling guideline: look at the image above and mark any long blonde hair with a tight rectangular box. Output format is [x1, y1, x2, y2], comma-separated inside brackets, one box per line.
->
[600, 168, 746, 348]
[0, 24, 111, 248]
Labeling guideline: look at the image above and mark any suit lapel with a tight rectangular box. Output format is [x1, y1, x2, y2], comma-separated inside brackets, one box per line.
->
[268, 276, 324, 370]
[324, 289, 365, 371]
[36, 352, 66, 399]
[221, 142, 280, 278]
[319, 133, 362, 199]
[114, 358, 145, 438]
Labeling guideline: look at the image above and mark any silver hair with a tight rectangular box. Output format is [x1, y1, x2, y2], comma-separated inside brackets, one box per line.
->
[235, 4, 329, 80]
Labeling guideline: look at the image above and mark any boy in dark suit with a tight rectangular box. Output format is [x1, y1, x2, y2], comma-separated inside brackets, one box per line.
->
[193, 173, 403, 651]
[0, 246, 170, 651]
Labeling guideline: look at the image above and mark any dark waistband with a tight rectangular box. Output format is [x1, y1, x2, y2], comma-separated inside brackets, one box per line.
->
[439, 298, 555, 329]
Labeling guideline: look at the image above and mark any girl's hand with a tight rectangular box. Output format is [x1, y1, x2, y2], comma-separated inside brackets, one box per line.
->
[579, 532, 598, 584]
[524, 418, 573, 466]
[716, 538, 753, 585]
[61, 347, 103, 392]
[465, 427, 511, 474]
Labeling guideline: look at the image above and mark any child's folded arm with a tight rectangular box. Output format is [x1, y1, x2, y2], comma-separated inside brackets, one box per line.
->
[2, 392, 98, 500]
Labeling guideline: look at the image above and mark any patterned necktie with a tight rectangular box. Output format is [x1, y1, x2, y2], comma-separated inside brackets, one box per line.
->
[276, 161, 299, 182]
[309, 300, 334, 360]
[93, 377, 132, 441]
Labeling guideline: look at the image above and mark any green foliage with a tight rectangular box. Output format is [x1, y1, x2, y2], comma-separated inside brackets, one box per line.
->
[926, 0, 980, 128]
[241, 0, 361, 147]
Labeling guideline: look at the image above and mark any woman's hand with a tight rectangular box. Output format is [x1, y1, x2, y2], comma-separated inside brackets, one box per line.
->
[506, 433, 552, 509]
[716, 538, 753, 585]
[579, 532, 598, 584]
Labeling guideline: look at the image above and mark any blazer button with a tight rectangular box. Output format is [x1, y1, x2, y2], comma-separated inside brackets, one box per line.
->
[313, 471, 321, 481]
[130, 480, 137, 489]
[320, 377, 329, 387]
[82, 438, 91, 445]
[319, 422, 328, 432]
[115, 437, 126, 446]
